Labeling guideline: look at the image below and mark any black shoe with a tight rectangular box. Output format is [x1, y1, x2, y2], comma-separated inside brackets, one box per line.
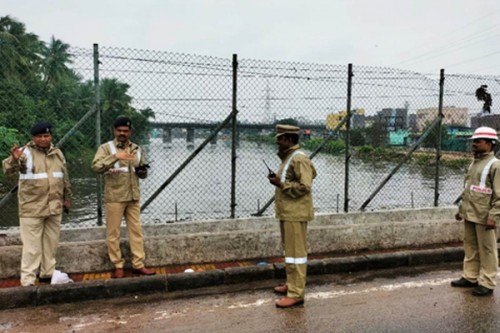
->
[38, 276, 52, 283]
[472, 285, 494, 296]
[451, 277, 478, 288]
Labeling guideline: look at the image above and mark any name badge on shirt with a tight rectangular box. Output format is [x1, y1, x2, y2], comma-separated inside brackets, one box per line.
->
[470, 185, 492, 194]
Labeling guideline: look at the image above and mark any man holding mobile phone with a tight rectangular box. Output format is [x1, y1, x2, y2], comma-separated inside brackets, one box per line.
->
[91, 116, 155, 279]
[267, 124, 316, 308]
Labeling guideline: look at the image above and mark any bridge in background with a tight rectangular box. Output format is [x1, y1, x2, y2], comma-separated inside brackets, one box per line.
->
[150, 121, 327, 145]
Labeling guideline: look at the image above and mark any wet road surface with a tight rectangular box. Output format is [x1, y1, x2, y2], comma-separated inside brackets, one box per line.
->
[1, 263, 500, 333]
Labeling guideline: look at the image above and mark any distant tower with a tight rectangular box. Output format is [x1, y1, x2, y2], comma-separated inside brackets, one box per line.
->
[404, 101, 410, 111]
[264, 79, 276, 124]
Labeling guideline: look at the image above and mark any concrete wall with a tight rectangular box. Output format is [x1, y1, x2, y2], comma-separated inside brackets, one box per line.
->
[0, 207, 463, 279]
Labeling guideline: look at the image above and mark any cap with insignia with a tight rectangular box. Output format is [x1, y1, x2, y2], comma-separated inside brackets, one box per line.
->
[30, 121, 52, 136]
[275, 124, 300, 137]
[113, 116, 132, 128]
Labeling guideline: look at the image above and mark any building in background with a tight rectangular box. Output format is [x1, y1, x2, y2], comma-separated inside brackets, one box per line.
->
[471, 114, 500, 130]
[416, 106, 468, 131]
[377, 108, 408, 131]
[326, 109, 365, 130]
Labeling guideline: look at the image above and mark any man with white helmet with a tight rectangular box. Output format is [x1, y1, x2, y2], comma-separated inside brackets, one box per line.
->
[452, 126, 500, 296]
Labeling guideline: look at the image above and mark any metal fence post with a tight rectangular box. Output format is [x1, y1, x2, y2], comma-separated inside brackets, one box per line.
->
[93, 43, 103, 225]
[434, 69, 445, 207]
[230, 54, 238, 218]
[344, 64, 353, 212]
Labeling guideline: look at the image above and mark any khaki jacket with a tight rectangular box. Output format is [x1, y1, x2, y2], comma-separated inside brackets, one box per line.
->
[459, 151, 500, 225]
[91, 139, 147, 203]
[2, 142, 71, 218]
[275, 144, 317, 222]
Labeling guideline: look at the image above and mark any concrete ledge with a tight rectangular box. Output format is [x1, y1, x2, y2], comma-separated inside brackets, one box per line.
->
[307, 259, 325, 276]
[0, 208, 466, 279]
[224, 265, 275, 284]
[105, 275, 167, 297]
[0, 286, 37, 309]
[273, 262, 286, 279]
[0, 246, 470, 310]
[365, 252, 410, 270]
[323, 256, 369, 274]
[166, 270, 225, 291]
[36, 280, 107, 306]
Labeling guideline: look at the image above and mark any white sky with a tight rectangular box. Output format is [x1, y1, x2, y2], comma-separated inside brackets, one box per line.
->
[2, 0, 500, 75]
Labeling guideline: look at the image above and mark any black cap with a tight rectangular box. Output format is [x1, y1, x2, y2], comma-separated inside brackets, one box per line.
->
[30, 121, 52, 136]
[114, 116, 132, 128]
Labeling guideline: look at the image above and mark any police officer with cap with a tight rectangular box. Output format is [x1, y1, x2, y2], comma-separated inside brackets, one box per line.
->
[2, 121, 71, 286]
[452, 126, 500, 296]
[267, 124, 316, 308]
[91, 116, 155, 278]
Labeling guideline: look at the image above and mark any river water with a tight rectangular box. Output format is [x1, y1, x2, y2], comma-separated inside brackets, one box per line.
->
[0, 137, 465, 228]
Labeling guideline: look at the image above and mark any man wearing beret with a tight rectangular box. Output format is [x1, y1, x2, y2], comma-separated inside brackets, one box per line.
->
[2, 121, 71, 286]
[268, 124, 316, 308]
[92, 116, 155, 278]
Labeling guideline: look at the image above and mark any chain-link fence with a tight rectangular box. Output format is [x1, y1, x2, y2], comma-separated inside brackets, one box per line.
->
[1, 43, 499, 230]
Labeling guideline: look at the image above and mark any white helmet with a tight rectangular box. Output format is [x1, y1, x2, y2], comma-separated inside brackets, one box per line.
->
[470, 126, 499, 142]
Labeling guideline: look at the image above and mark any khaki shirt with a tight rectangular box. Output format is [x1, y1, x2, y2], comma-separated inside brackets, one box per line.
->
[2, 142, 71, 217]
[91, 139, 146, 203]
[459, 151, 500, 225]
[275, 144, 317, 222]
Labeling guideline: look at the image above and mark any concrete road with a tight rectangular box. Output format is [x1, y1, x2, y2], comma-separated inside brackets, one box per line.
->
[1, 263, 500, 333]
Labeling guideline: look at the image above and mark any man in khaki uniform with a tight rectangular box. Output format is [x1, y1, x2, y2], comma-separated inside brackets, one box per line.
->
[2, 121, 71, 286]
[92, 116, 155, 278]
[267, 124, 316, 308]
[452, 126, 500, 296]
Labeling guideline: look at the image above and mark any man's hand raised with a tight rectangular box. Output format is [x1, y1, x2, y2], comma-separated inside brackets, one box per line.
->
[10, 145, 25, 160]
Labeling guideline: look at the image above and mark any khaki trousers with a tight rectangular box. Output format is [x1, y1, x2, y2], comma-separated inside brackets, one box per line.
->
[280, 220, 308, 300]
[105, 201, 145, 269]
[19, 215, 61, 286]
[463, 220, 498, 289]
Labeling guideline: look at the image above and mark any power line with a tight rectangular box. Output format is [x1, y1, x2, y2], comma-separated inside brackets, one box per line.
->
[390, 9, 500, 67]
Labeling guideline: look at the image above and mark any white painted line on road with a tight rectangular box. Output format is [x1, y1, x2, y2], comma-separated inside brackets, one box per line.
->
[308, 277, 454, 300]
[154, 309, 189, 321]
[226, 276, 459, 310]
[228, 299, 272, 309]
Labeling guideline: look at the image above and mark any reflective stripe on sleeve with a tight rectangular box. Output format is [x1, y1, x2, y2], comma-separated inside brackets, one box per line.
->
[52, 172, 64, 178]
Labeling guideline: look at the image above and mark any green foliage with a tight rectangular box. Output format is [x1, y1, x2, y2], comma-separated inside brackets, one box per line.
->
[364, 121, 388, 147]
[275, 118, 298, 126]
[421, 122, 449, 149]
[350, 128, 366, 146]
[0, 15, 155, 171]
[357, 144, 374, 155]
[0, 127, 22, 160]
[302, 138, 345, 154]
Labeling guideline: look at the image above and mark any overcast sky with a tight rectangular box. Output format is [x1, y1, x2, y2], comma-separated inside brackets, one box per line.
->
[2, 0, 500, 75]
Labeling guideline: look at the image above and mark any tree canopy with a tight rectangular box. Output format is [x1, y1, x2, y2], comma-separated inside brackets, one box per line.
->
[0, 15, 154, 162]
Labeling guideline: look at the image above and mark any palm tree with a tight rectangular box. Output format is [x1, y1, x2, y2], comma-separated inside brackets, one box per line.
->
[139, 107, 155, 120]
[0, 15, 44, 82]
[41, 36, 74, 90]
[100, 78, 134, 117]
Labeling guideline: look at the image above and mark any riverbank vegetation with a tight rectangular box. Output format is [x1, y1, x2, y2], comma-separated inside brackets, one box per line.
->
[251, 133, 471, 170]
